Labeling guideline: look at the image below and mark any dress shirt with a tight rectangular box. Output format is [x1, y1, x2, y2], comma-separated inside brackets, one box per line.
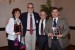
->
[39, 19, 46, 35]
[27, 13, 36, 30]
[53, 17, 58, 24]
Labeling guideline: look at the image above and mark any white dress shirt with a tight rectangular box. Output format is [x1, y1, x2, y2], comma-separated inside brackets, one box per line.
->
[53, 17, 58, 24]
[27, 13, 36, 30]
[39, 19, 46, 35]
[6, 18, 21, 41]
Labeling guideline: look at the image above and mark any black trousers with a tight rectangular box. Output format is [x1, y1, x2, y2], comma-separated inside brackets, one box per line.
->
[50, 39, 66, 50]
[8, 40, 20, 50]
[39, 35, 49, 50]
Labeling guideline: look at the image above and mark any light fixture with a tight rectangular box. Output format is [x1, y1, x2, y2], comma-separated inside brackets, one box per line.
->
[9, 0, 15, 4]
[4, 0, 15, 4]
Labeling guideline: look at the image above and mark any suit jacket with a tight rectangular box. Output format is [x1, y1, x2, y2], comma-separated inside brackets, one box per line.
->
[45, 17, 70, 48]
[20, 12, 40, 36]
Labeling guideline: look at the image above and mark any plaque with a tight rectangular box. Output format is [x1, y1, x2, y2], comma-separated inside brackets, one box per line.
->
[14, 23, 21, 33]
[52, 26, 60, 39]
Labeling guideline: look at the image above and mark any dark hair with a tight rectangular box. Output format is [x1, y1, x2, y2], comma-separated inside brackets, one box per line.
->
[12, 8, 21, 19]
[51, 7, 59, 12]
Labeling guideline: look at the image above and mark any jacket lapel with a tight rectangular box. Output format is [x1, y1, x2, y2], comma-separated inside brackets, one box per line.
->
[49, 19, 53, 33]
[57, 17, 61, 27]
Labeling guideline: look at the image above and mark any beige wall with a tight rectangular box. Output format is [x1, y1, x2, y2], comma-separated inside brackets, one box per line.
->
[0, 0, 47, 47]
[70, 30, 75, 45]
[0, 0, 75, 47]
[0, 31, 8, 47]
[53, 0, 75, 45]
[0, 0, 47, 27]
[54, 0, 75, 26]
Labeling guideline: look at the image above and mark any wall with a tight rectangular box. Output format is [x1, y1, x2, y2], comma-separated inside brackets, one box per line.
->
[54, 0, 75, 26]
[0, 31, 8, 47]
[53, 0, 75, 45]
[70, 30, 75, 45]
[0, 0, 47, 47]
[0, 0, 46, 27]
[0, 0, 75, 47]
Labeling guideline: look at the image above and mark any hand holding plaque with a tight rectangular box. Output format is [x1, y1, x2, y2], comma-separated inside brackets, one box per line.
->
[52, 26, 60, 39]
[14, 23, 21, 46]
[14, 23, 21, 33]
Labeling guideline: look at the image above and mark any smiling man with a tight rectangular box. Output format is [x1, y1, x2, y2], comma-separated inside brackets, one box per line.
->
[20, 3, 40, 50]
[45, 7, 70, 50]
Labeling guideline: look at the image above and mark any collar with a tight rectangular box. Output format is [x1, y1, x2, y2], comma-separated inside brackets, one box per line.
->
[41, 19, 46, 22]
[53, 17, 58, 21]
[28, 12, 33, 15]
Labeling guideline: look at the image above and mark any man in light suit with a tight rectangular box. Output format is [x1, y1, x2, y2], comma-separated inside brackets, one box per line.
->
[20, 3, 40, 50]
[45, 7, 70, 50]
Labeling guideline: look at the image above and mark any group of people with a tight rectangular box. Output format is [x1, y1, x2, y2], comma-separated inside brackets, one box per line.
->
[6, 3, 70, 50]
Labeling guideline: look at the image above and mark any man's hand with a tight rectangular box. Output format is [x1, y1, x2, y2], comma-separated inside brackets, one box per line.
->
[48, 33, 54, 37]
[56, 34, 63, 38]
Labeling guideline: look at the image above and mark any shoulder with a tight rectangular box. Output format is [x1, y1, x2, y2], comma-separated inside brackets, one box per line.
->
[59, 17, 68, 23]
[60, 17, 67, 21]
[46, 19, 50, 24]
[22, 12, 28, 15]
[47, 17, 52, 21]
[33, 12, 40, 19]
[20, 12, 28, 19]
[8, 18, 14, 23]
[21, 12, 28, 16]
[9, 18, 14, 21]
[46, 17, 52, 24]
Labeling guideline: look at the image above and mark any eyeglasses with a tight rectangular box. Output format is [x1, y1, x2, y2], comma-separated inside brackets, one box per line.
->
[27, 7, 34, 9]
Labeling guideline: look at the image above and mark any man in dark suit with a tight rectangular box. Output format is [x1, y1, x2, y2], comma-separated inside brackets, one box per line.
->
[38, 11, 48, 50]
[20, 3, 40, 50]
[45, 7, 70, 50]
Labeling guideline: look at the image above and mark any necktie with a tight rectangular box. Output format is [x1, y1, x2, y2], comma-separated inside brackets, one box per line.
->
[53, 19, 57, 27]
[41, 20, 43, 35]
[30, 14, 33, 35]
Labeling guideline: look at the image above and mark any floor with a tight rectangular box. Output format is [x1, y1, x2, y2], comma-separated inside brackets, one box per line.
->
[0, 45, 75, 50]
